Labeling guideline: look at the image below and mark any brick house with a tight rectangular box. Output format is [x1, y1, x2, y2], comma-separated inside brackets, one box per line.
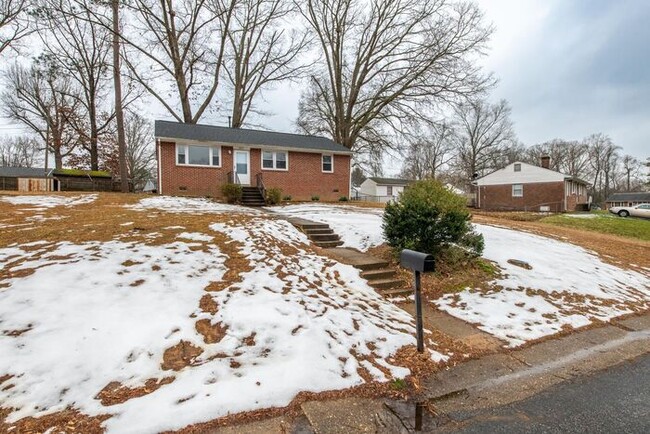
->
[474, 157, 589, 212]
[605, 192, 650, 209]
[155, 120, 353, 201]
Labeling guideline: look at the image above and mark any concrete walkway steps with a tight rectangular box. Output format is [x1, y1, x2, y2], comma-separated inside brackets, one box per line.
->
[282, 215, 405, 294]
[322, 247, 406, 295]
[288, 217, 344, 248]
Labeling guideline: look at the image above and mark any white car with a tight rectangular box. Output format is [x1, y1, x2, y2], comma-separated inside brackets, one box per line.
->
[608, 203, 650, 218]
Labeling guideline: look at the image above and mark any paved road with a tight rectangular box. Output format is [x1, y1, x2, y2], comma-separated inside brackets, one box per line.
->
[439, 354, 650, 433]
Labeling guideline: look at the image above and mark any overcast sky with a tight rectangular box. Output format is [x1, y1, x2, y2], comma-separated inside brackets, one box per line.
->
[1, 0, 648, 171]
[376, 0, 650, 174]
[478, 0, 649, 157]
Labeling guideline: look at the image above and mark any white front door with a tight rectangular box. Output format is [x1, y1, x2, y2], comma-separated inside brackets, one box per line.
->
[234, 150, 250, 185]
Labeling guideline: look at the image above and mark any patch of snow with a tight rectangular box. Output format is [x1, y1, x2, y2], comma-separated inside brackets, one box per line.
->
[129, 196, 261, 215]
[120, 221, 134, 226]
[176, 232, 214, 242]
[563, 213, 598, 219]
[269, 204, 384, 251]
[1, 194, 97, 208]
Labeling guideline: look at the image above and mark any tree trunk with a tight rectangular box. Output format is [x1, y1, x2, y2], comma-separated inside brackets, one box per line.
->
[113, 0, 129, 192]
[89, 110, 99, 171]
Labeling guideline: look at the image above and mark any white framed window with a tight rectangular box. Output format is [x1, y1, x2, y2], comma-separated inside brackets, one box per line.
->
[512, 184, 523, 197]
[514, 163, 521, 172]
[261, 150, 288, 171]
[176, 144, 221, 167]
[322, 154, 333, 173]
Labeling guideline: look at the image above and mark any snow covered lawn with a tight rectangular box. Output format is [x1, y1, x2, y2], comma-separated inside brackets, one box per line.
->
[268, 204, 385, 251]
[128, 195, 261, 215]
[0, 196, 435, 433]
[267, 203, 650, 347]
[436, 224, 650, 346]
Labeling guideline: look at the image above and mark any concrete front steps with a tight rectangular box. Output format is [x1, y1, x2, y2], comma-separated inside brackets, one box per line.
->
[288, 218, 343, 248]
[241, 186, 265, 207]
[284, 216, 406, 295]
[322, 247, 407, 296]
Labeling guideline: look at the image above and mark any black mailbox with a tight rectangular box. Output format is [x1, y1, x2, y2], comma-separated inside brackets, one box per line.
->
[400, 249, 435, 353]
[400, 249, 435, 273]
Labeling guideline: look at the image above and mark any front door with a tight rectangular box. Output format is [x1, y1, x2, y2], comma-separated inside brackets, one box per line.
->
[234, 150, 250, 185]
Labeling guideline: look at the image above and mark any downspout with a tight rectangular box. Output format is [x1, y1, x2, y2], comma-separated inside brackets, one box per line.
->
[157, 139, 162, 195]
[348, 155, 352, 199]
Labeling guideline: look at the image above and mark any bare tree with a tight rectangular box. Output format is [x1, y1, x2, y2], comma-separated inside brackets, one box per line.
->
[585, 133, 620, 204]
[223, 0, 311, 128]
[0, 135, 41, 167]
[453, 98, 515, 189]
[33, 0, 114, 170]
[0, 0, 31, 55]
[295, 0, 492, 156]
[2, 61, 83, 168]
[115, 0, 237, 124]
[400, 122, 455, 180]
[123, 111, 155, 189]
[620, 155, 641, 192]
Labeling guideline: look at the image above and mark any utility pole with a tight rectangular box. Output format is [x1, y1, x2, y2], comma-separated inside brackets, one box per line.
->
[112, 0, 129, 193]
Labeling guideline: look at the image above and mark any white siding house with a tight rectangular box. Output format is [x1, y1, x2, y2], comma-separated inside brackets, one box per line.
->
[359, 177, 412, 202]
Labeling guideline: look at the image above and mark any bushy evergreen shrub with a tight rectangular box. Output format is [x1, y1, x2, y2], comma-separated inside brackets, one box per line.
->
[382, 179, 483, 258]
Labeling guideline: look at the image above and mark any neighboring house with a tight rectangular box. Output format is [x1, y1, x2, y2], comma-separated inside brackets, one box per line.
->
[605, 192, 650, 209]
[0, 167, 55, 192]
[474, 157, 589, 212]
[359, 177, 412, 202]
[155, 120, 352, 201]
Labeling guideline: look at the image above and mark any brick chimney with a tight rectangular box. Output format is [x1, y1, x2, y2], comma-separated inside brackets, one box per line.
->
[541, 156, 550, 169]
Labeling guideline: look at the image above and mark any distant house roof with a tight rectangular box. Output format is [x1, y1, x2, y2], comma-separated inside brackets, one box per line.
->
[155, 120, 352, 154]
[605, 192, 650, 203]
[368, 177, 412, 186]
[475, 162, 590, 186]
[0, 166, 53, 178]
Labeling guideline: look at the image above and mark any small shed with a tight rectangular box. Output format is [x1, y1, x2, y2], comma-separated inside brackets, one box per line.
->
[0, 167, 56, 192]
[605, 192, 650, 209]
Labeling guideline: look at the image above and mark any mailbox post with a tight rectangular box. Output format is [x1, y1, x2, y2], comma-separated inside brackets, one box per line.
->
[400, 249, 435, 353]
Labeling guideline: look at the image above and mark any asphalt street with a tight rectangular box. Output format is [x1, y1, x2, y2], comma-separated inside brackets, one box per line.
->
[439, 353, 650, 433]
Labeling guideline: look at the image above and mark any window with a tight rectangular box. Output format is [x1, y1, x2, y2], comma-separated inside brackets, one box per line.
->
[261, 150, 288, 170]
[322, 154, 333, 172]
[512, 184, 523, 197]
[176, 144, 221, 167]
[514, 163, 521, 172]
[387, 186, 393, 196]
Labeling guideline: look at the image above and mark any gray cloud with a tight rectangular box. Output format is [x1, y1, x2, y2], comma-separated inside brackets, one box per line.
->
[484, 0, 650, 158]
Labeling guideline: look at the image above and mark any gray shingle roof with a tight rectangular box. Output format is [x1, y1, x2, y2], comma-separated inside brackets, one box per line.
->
[605, 192, 650, 202]
[368, 177, 413, 185]
[155, 120, 352, 154]
[0, 167, 52, 178]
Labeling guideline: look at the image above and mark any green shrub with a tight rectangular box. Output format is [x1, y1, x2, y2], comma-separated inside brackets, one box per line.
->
[265, 187, 282, 205]
[382, 179, 484, 258]
[338, 196, 348, 202]
[221, 183, 242, 204]
[311, 195, 320, 201]
[282, 195, 292, 201]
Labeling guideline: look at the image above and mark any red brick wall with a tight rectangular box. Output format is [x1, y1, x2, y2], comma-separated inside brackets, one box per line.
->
[477, 182, 565, 212]
[158, 141, 350, 201]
